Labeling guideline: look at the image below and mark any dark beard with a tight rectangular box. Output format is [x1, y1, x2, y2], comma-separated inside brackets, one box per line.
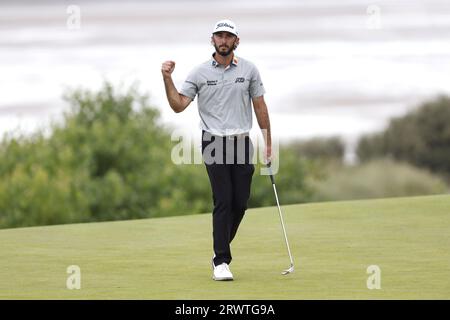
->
[214, 44, 234, 57]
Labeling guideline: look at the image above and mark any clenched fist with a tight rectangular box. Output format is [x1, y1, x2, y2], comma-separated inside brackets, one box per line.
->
[161, 60, 176, 77]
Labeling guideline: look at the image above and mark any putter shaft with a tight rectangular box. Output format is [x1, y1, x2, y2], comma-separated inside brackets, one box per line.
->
[267, 163, 295, 273]
[272, 183, 294, 268]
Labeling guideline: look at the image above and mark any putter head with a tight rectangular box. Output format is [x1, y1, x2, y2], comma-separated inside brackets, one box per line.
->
[281, 264, 294, 275]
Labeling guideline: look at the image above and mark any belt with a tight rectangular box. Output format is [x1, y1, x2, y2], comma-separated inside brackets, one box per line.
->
[225, 132, 250, 140]
[202, 130, 249, 140]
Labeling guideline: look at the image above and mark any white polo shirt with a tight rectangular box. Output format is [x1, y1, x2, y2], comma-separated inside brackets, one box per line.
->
[180, 54, 266, 136]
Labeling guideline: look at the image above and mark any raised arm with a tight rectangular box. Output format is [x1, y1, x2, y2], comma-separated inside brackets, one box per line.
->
[161, 60, 192, 113]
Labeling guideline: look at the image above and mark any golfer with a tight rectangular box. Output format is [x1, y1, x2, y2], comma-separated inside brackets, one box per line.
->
[161, 19, 272, 281]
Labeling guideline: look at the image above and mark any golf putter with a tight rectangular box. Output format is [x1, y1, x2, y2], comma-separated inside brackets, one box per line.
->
[267, 162, 295, 275]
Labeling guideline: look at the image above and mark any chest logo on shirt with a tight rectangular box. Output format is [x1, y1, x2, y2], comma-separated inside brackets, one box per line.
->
[207, 80, 218, 86]
[235, 77, 245, 83]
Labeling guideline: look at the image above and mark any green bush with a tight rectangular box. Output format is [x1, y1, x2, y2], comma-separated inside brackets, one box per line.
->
[0, 83, 212, 228]
[284, 136, 345, 163]
[357, 95, 450, 178]
[250, 146, 325, 207]
[311, 158, 448, 202]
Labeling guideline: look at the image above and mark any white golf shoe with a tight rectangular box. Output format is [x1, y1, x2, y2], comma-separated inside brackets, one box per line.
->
[212, 262, 234, 281]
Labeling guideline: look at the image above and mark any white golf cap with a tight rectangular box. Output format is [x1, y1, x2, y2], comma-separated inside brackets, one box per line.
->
[212, 19, 238, 36]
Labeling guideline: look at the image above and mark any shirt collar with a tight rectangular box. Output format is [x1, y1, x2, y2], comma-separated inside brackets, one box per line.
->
[211, 52, 238, 68]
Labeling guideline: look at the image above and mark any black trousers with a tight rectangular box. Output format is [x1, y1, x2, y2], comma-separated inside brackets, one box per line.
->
[201, 130, 255, 267]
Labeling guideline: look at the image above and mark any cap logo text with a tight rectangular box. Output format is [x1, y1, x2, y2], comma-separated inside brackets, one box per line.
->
[216, 23, 234, 29]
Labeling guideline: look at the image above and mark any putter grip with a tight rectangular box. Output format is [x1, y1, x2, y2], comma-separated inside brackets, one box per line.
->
[267, 162, 275, 185]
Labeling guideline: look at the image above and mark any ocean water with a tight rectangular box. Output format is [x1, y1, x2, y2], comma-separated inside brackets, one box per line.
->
[1, 0, 450, 161]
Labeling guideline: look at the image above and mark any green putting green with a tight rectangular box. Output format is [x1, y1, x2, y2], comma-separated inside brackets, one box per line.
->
[0, 194, 449, 299]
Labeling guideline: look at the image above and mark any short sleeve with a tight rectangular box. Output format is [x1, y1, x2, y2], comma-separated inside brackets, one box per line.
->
[249, 65, 266, 98]
[180, 68, 199, 100]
